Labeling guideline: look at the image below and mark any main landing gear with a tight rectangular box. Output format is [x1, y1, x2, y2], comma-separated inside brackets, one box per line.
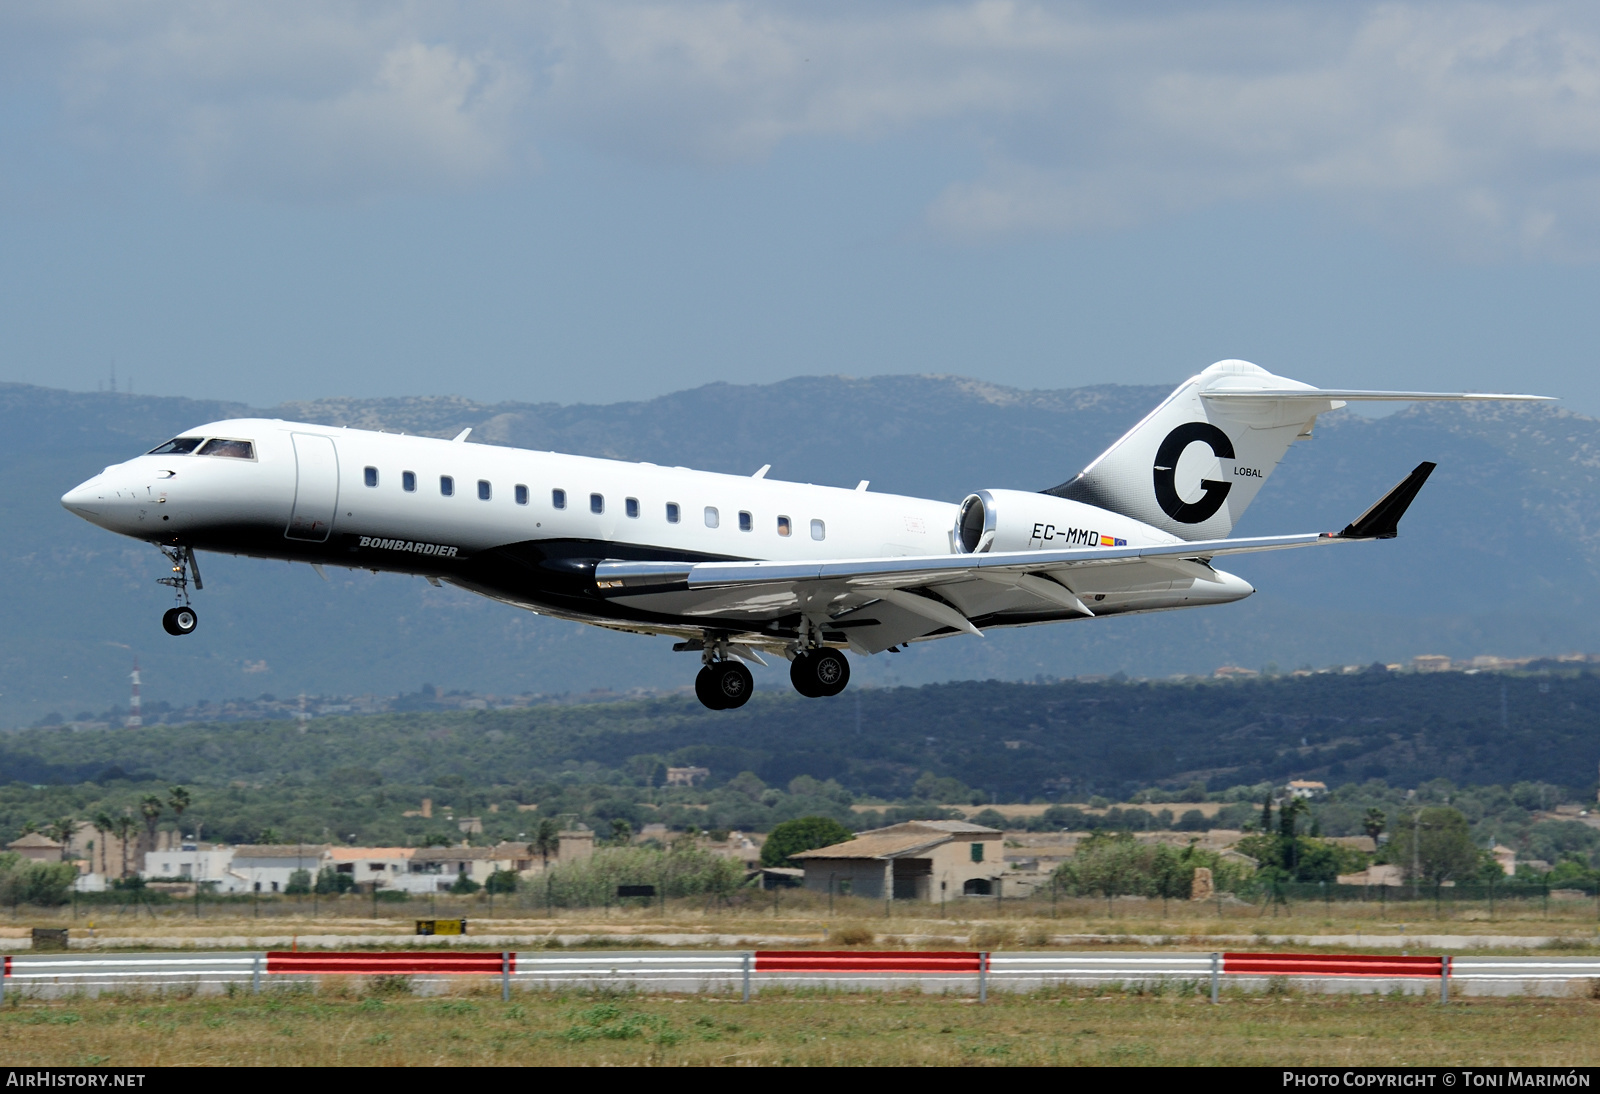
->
[789, 648, 849, 698]
[695, 660, 753, 710]
[157, 544, 202, 637]
[681, 625, 853, 709]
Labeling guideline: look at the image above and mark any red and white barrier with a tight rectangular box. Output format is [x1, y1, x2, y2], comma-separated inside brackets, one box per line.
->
[266, 950, 512, 975]
[1223, 952, 1444, 978]
[755, 950, 981, 974]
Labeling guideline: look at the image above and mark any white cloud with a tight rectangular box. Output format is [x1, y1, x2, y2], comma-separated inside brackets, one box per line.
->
[9, 1, 1600, 255]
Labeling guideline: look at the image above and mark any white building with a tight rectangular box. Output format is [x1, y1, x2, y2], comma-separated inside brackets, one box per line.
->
[141, 846, 237, 887]
[222, 845, 332, 893]
[328, 846, 413, 890]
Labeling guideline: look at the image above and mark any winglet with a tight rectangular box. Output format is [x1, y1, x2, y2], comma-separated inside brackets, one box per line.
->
[1338, 462, 1436, 540]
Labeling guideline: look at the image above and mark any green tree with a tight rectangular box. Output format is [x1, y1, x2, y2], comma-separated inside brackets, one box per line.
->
[607, 819, 633, 846]
[531, 819, 561, 870]
[112, 815, 137, 878]
[449, 873, 481, 894]
[1058, 831, 1153, 899]
[284, 868, 312, 895]
[138, 794, 163, 854]
[1362, 808, 1387, 844]
[167, 786, 191, 834]
[485, 869, 519, 894]
[44, 817, 76, 861]
[1387, 806, 1480, 885]
[0, 856, 76, 906]
[724, 772, 767, 799]
[911, 772, 970, 803]
[92, 813, 114, 876]
[761, 816, 855, 868]
[313, 866, 353, 895]
[1278, 797, 1309, 876]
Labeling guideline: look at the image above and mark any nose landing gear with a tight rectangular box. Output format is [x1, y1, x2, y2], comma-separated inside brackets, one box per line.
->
[162, 605, 198, 636]
[157, 544, 202, 637]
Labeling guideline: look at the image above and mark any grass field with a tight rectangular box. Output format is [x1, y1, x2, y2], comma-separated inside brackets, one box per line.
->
[10, 889, 1600, 953]
[2, 985, 1597, 1066]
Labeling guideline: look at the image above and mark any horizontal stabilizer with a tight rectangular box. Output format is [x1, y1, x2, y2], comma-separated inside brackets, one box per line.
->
[1339, 462, 1436, 540]
[1201, 389, 1554, 402]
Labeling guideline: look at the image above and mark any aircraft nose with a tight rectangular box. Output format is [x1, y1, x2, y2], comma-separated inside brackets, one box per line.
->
[60, 473, 112, 518]
[61, 478, 105, 516]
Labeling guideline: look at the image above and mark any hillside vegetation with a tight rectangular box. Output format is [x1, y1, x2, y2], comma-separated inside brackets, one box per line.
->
[2, 671, 1597, 870]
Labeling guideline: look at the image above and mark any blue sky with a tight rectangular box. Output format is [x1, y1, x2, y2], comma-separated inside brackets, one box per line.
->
[3, 2, 1598, 411]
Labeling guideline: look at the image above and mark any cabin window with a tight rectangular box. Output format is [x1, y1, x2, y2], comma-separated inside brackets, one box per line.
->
[552, 489, 566, 509]
[666, 502, 680, 524]
[590, 493, 604, 514]
[777, 515, 792, 537]
[810, 519, 825, 541]
[147, 437, 204, 455]
[478, 480, 491, 501]
[738, 510, 753, 532]
[440, 476, 455, 497]
[515, 484, 528, 505]
[364, 467, 378, 488]
[402, 471, 416, 492]
[704, 506, 720, 529]
[197, 438, 255, 460]
[625, 497, 640, 519]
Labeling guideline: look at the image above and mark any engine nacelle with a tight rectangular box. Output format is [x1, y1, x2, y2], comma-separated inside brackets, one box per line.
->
[953, 488, 1162, 554]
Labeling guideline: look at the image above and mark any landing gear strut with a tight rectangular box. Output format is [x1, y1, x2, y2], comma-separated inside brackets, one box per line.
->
[684, 633, 756, 710]
[787, 616, 850, 698]
[157, 544, 202, 637]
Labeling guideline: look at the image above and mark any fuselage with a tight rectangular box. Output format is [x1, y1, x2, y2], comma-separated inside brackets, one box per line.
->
[59, 417, 1252, 642]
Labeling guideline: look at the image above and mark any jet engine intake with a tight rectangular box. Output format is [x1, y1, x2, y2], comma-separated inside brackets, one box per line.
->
[953, 488, 1154, 555]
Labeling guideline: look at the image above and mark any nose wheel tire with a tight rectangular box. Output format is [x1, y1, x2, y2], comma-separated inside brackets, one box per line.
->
[162, 606, 198, 636]
[695, 660, 753, 710]
[790, 648, 849, 698]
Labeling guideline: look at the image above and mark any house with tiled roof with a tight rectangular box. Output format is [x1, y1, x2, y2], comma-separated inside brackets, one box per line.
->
[7, 832, 63, 863]
[792, 820, 1005, 903]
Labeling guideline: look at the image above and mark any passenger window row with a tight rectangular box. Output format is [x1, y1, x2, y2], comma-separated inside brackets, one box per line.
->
[361, 466, 826, 539]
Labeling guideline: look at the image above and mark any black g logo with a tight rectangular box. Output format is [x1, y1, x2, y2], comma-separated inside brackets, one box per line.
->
[1153, 422, 1234, 523]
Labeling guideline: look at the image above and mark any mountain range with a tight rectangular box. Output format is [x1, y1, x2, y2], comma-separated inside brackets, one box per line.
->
[3, 374, 1598, 727]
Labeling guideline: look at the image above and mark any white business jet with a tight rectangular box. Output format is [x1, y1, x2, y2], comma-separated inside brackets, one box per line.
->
[60, 361, 1548, 710]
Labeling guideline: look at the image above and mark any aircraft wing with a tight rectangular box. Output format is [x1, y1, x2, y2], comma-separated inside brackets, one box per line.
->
[593, 463, 1437, 655]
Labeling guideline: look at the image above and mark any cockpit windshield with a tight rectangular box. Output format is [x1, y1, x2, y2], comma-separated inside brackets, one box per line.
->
[148, 437, 204, 455]
[197, 438, 255, 460]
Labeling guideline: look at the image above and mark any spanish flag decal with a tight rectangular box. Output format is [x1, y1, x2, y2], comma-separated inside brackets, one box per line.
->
[1100, 535, 1127, 547]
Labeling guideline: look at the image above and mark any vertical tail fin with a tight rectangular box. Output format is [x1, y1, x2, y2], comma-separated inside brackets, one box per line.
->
[1044, 360, 1550, 540]
[1043, 361, 1340, 541]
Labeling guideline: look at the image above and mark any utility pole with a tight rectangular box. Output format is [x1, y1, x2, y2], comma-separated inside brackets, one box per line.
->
[1412, 812, 1421, 901]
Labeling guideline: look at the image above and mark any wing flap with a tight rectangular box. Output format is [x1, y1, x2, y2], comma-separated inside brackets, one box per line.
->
[594, 532, 1330, 592]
